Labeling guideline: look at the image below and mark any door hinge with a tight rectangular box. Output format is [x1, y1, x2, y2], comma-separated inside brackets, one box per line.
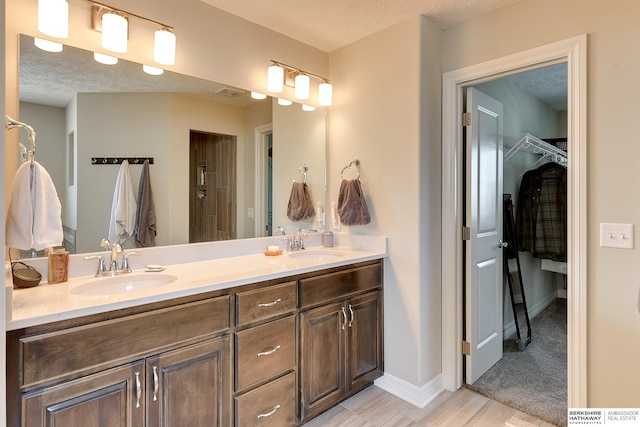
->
[462, 226, 471, 241]
[462, 341, 471, 356]
[462, 112, 471, 127]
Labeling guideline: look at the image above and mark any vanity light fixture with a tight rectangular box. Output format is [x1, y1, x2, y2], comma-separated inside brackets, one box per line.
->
[88, 1, 176, 64]
[143, 64, 164, 75]
[277, 98, 293, 106]
[251, 91, 267, 100]
[38, 0, 69, 39]
[267, 60, 332, 106]
[267, 64, 285, 93]
[93, 52, 118, 65]
[302, 104, 316, 112]
[154, 27, 176, 65]
[34, 38, 64, 52]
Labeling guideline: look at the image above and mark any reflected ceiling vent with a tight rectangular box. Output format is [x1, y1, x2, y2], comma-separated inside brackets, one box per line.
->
[215, 87, 245, 97]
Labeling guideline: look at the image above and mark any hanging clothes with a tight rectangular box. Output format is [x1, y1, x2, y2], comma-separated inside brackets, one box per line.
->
[516, 162, 567, 262]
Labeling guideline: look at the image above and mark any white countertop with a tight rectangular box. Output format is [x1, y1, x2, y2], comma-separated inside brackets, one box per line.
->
[8, 237, 386, 331]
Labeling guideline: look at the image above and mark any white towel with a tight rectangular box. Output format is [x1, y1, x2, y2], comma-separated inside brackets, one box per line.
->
[108, 160, 137, 245]
[6, 161, 63, 251]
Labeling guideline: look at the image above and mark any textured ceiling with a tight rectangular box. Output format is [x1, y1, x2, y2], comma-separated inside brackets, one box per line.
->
[200, 0, 524, 52]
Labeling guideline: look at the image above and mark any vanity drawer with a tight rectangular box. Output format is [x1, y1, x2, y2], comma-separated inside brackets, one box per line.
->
[235, 315, 296, 391]
[299, 262, 382, 309]
[235, 372, 296, 427]
[20, 295, 230, 388]
[235, 281, 297, 326]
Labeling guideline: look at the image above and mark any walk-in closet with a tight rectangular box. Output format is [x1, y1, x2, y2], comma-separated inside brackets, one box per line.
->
[464, 63, 569, 427]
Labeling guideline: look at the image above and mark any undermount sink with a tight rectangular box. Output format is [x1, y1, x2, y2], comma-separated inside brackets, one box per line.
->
[288, 250, 345, 260]
[70, 273, 177, 296]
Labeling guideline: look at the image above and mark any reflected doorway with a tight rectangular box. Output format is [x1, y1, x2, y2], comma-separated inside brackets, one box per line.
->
[189, 130, 237, 242]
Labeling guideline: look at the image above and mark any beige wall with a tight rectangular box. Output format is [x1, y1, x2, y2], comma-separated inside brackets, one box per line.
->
[328, 15, 443, 386]
[442, 0, 640, 408]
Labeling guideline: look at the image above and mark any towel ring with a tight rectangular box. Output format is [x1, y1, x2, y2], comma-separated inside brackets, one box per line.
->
[340, 159, 361, 179]
[293, 164, 308, 183]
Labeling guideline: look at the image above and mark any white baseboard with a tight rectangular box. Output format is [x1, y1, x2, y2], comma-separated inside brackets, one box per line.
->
[503, 292, 559, 338]
[374, 373, 444, 409]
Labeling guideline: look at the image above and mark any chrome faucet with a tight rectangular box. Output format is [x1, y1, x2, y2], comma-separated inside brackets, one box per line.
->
[282, 229, 307, 252]
[109, 243, 122, 275]
[84, 239, 137, 276]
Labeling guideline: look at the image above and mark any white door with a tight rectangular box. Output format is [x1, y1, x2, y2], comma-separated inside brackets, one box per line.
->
[464, 88, 504, 384]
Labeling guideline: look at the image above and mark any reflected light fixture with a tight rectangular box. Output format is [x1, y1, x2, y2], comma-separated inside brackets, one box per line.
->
[38, 0, 69, 39]
[268, 60, 332, 107]
[102, 10, 128, 53]
[251, 91, 267, 100]
[267, 64, 285, 93]
[154, 28, 176, 65]
[294, 74, 310, 100]
[277, 98, 293, 106]
[143, 64, 164, 75]
[94, 52, 118, 65]
[34, 38, 63, 52]
[302, 104, 316, 112]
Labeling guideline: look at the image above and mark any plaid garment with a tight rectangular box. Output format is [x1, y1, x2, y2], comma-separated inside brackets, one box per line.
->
[515, 162, 567, 262]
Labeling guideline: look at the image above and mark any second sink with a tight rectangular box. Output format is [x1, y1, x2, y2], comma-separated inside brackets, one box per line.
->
[70, 273, 177, 296]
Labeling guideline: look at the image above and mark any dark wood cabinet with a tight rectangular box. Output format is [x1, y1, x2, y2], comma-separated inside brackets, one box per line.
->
[300, 290, 383, 421]
[8, 259, 383, 427]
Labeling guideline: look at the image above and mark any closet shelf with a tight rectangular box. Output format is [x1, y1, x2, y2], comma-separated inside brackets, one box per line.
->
[504, 133, 568, 164]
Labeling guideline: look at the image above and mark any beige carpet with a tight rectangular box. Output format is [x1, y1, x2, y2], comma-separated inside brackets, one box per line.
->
[467, 298, 567, 427]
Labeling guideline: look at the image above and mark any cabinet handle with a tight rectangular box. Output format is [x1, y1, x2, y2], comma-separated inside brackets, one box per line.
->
[257, 345, 281, 357]
[257, 404, 281, 419]
[134, 372, 141, 408]
[341, 307, 347, 330]
[152, 366, 159, 402]
[257, 298, 282, 307]
[348, 304, 355, 328]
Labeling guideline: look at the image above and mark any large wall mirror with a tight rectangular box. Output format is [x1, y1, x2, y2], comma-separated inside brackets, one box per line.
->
[16, 34, 326, 257]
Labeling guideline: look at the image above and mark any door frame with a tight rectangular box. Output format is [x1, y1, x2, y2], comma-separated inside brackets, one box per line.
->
[441, 35, 587, 407]
[254, 123, 273, 237]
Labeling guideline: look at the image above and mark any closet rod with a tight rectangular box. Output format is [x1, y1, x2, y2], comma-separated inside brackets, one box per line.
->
[504, 133, 567, 164]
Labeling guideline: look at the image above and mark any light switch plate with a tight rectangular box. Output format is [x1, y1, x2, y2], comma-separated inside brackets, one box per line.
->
[600, 223, 634, 249]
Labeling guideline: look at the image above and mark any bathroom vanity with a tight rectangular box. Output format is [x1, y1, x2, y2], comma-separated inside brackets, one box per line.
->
[5, 239, 385, 427]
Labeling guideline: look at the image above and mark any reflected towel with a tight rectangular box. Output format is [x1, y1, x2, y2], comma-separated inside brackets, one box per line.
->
[6, 161, 63, 251]
[287, 182, 315, 221]
[134, 160, 156, 247]
[337, 179, 371, 226]
[108, 160, 137, 245]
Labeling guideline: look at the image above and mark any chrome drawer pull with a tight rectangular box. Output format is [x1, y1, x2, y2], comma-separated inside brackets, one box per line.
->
[152, 366, 159, 402]
[257, 345, 281, 357]
[134, 372, 141, 408]
[257, 298, 282, 308]
[257, 404, 281, 419]
[341, 307, 347, 330]
[348, 304, 355, 328]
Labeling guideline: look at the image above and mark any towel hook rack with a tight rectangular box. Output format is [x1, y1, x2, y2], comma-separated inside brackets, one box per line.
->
[293, 164, 308, 183]
[340, 159, 361, 179]
[6, 116, 36, 164]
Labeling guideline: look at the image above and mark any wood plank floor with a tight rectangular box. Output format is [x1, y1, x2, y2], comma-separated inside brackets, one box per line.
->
[302, 386, 559, 426]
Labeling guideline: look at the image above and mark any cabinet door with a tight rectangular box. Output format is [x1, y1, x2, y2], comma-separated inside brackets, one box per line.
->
[146, 336, 231, 427]
[300, 302, 346, 420]
[347, 291, 383, 392]
[22, 361, 144, 427]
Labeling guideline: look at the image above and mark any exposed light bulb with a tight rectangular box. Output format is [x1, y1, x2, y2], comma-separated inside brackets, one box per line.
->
[34, 38, 63, 52]
[294, 74, 310, 100]
[154, 28, 176, 65]
[318, 82, 333, 107]
[102, 12, 128, 53]
[38, 0, 69, 38]
[267, 65, 284, 93]
[94, 52, 118, 65]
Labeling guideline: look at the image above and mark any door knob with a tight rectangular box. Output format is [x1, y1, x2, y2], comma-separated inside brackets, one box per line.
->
[498, 240, 508, 248]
